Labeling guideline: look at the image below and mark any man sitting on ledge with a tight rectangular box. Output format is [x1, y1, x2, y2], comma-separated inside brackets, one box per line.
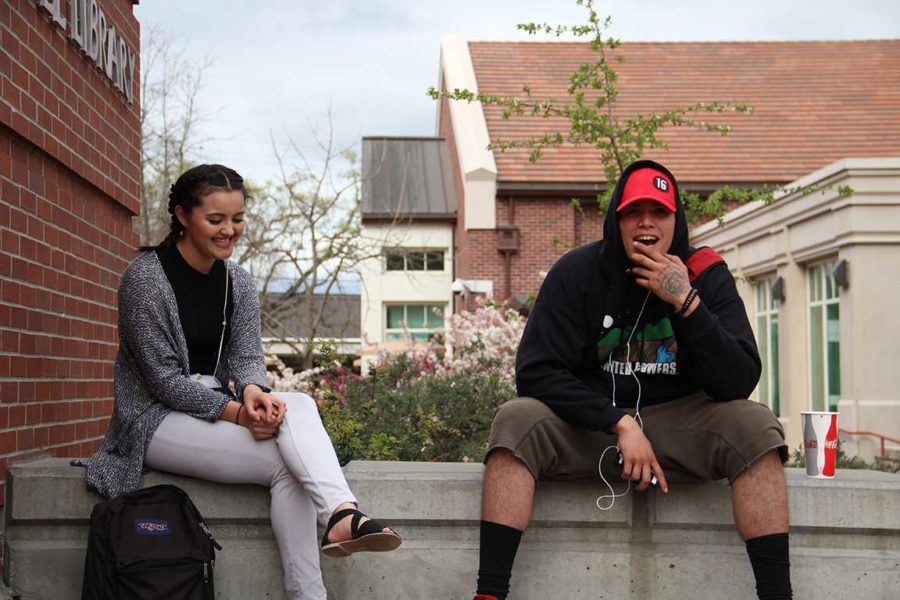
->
[472, 160, 791, 600]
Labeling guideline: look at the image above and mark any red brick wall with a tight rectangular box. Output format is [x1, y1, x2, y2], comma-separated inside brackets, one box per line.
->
[439, 71, 609, 307]
[463, 228, 502, 292]
[459, 196, 605, 303]
[0, 0, 141, 498]
[573, 201, 604, 247]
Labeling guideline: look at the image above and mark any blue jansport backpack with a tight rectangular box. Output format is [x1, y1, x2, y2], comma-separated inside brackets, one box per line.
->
[81, 484, 221, 600]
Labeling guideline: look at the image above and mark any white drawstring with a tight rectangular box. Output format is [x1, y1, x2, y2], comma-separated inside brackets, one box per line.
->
[597, 290, 651, 511]
[212, 267, 229, 378]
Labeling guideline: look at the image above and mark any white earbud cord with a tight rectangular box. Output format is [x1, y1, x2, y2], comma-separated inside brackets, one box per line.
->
[212, 267, 229, 379]
[597, 290, 651, 511]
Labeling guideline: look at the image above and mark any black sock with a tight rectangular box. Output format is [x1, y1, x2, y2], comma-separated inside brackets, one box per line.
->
[476, 520, 523, 599]
[746, 532, 792, 600]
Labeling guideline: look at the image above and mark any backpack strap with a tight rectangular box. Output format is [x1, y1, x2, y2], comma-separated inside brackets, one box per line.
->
[685, 247, 725, 284]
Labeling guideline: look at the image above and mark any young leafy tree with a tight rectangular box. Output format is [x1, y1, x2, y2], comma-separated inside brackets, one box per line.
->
[430, 0, 846, 222]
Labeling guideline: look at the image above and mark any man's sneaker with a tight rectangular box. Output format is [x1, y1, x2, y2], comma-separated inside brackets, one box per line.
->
[473, 596, 499, 600]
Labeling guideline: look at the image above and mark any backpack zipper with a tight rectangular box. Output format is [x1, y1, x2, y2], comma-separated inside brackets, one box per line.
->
[199, 520, 223, 550]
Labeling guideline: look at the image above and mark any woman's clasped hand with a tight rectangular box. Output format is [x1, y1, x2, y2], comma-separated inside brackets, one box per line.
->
[241, 384, 287, 439]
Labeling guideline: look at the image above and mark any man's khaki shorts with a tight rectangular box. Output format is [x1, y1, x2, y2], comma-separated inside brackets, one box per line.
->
[487, 394, 786, 483]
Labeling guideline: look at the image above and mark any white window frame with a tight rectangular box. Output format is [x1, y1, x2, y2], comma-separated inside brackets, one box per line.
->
[753, 276, 780, 416]
[384, 303, 446, 341]
[806, 261, 841, 412]
[384, 249, 445, 272]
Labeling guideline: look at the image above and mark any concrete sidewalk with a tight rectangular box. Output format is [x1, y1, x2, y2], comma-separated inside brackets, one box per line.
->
[4, 459, 900, 599]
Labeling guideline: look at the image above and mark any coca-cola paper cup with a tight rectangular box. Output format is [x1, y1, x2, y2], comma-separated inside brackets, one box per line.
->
[801, 411, 839, 478]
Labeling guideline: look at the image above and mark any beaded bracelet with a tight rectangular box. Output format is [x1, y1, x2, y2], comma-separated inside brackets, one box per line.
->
[675, 288, 699, 317]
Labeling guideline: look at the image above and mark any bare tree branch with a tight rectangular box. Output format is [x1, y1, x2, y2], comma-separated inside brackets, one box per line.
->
[238, 113, 386, 369]
[140, 26, 213, 246]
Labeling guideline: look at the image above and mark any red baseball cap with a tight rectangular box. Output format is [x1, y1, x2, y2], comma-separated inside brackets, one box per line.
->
[617, 167, 676, 213]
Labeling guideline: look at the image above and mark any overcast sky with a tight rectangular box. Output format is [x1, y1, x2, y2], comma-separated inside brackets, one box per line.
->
[134, 0, 900, 184]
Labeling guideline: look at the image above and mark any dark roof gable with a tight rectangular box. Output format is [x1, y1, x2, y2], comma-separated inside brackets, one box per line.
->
[361, 136, 457, 219]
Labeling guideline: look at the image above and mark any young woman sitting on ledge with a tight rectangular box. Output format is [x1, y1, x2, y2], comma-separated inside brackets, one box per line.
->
[78, 164, 400, 599]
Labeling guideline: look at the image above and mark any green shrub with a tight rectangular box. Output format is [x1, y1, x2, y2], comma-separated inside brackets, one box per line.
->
[269, 304, 524, 464]
[317, 358, 515, 465]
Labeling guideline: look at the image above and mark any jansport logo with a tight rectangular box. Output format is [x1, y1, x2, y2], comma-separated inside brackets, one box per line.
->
[134, 519, 172, 536]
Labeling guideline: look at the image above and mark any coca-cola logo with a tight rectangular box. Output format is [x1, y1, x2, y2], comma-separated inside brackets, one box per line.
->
[804, 439, 838, 450]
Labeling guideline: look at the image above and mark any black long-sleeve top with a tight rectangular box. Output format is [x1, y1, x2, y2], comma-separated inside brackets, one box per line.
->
[157, 243, 234, 375]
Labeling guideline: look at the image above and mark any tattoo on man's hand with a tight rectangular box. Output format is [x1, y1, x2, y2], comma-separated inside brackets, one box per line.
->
[660, 267, 688, 298]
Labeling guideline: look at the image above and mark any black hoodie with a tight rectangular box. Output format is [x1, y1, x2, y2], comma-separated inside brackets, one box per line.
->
[515, 160, 761, 433]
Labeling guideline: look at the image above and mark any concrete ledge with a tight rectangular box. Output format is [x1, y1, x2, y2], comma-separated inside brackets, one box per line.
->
[4, 459, 900, 599]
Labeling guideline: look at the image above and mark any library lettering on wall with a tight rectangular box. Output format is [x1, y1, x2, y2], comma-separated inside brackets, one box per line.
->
[36, 0, 137, 103]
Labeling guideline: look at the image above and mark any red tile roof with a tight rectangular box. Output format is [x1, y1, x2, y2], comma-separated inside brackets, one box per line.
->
[468, 40, 900, 186]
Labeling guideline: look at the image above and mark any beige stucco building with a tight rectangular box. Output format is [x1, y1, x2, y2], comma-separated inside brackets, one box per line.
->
[692, 158, 900, 461]
[358, 137, 458, 370]
[359, 221, 455, 346]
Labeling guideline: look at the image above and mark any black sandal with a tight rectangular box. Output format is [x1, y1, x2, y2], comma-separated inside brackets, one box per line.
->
[320, 508, 402, 558]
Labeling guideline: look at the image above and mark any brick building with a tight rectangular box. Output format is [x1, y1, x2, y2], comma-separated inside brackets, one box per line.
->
[436, 36, 900, 303]
[0, 0, 141, 497]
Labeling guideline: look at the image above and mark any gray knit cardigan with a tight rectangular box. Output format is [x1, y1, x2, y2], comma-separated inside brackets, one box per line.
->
[79, 251, 270, 498]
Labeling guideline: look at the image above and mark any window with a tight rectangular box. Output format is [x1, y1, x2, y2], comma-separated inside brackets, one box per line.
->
[384, 250, 444, 272]
[754, 277, 780, 416]
[385, 304, 445, 341]
[385, 253, 405, 271]
[807, 262, 841, 411]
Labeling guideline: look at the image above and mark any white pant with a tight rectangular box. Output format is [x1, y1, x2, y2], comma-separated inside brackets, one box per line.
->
[145, 392, 356, 600]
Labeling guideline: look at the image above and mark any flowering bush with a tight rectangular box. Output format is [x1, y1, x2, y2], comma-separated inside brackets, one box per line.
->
[266, 356, 319, 394]
[372, 342, 444, 386]
[267, 303, 526, 463]
[440, 301, 525, 388]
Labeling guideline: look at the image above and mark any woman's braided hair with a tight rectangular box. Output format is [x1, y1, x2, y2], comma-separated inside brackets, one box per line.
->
[142, 164, 246, 250]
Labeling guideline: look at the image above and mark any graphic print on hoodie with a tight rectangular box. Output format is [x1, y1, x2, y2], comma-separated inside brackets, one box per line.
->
[598, 317, 679, 377]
